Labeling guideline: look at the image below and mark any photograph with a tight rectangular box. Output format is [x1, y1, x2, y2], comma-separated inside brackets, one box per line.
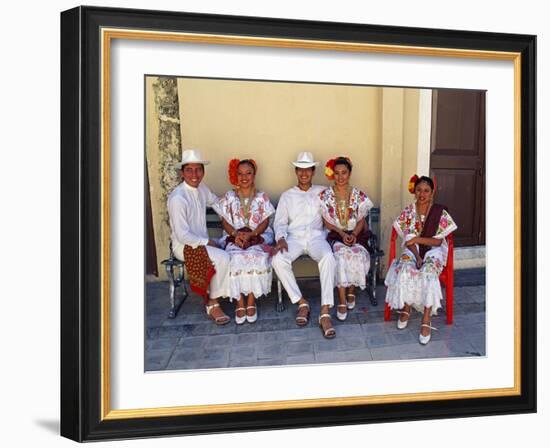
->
[144, 75, 486, 372]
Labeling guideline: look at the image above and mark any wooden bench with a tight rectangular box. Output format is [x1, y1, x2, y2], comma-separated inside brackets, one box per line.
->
[162, 207, 384, 318]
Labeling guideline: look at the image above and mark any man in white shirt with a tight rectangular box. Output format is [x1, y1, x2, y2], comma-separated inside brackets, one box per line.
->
[272, 152, 337, 338]
[167, 149, 231, 325]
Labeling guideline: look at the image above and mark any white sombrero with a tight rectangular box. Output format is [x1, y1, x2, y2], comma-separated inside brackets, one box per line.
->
[292, 151, 319, 168]
[176, 149, 210, 168]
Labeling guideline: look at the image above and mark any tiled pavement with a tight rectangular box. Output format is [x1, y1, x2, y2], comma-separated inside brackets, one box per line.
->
[145, 269, 486, 371]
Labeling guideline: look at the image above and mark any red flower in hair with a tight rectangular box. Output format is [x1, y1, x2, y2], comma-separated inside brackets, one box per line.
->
[408, 174, 419, 194]
[228, 159, 240, 186]
[324, 158, 336, 180]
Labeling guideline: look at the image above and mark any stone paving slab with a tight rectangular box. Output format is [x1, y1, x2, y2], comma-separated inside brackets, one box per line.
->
[145, 269, 486, 371]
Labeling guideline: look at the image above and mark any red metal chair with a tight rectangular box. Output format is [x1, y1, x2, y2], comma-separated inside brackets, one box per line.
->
[384, 228, 454, 324]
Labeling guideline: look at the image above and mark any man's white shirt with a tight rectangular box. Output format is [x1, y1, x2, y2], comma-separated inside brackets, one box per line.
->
[167, 181, 218, 256]
[273, 185, 327, 242]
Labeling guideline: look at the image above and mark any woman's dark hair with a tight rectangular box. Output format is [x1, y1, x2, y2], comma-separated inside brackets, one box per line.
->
[333, 156, 352, 172]
[414, 176, 434, 191]
[238, 159, 256, 174]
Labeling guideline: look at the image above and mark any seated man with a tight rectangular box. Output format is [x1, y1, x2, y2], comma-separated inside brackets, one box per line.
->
[167, 149, 231, 325]
[272, 152, 337, 338]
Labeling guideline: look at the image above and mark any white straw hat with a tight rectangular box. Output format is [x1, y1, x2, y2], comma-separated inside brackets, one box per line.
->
[292, 151, 319, 168]
[177, 149, 210, 168]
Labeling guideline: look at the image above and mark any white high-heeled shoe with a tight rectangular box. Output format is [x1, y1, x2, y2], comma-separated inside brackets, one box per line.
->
[396, 310, 410, 330]
[419, 322, 437, 345]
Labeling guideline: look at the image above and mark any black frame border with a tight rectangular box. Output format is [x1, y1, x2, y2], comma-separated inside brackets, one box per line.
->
[60, 5, 536, 442]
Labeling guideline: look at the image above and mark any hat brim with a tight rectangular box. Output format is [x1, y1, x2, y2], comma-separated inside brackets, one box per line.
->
[292, 162, 318, 168]
[177, 160, 210, 168]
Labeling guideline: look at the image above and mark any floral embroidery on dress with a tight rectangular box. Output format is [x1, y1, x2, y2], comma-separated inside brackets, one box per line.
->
[319, 187, 373, 231]
[320, 187, 373, 289]
[394, 203, 457, 241]
[385, 204, 458, 316]
[214, 190, 275, 240]
[213, 190, 275, 301]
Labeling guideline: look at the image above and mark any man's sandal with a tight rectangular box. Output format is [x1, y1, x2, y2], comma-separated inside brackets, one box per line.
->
[235, 307, 246, 325]
[246, 305, 257, 323]
[295, 302, 310, 327]
[396, 310, 410, 330]
[346, 293, 356, 310]
[319, 314, 336, 339]
[336, 303, 348, 321]
[205, 303, 230, 325]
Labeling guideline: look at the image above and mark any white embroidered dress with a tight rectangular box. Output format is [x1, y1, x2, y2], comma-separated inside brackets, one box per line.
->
[384, 203, 458, 315]
[319, 187, 374, 289]
[213, 190, 275, 301]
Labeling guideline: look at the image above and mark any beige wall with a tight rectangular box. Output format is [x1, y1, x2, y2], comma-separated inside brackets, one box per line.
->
[177, 77, 382, 203]
[146, 76, 431, 279]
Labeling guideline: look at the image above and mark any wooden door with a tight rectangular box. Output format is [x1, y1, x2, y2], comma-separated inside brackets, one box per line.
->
[430, 89, 485, 247]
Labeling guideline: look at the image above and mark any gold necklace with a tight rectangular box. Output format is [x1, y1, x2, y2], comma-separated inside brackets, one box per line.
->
[416, 201, 432, 231]
[238, 188, 255, 225]
[334, 186, 351, 228]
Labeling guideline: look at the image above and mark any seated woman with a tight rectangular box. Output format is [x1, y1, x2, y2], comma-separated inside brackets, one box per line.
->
[319, 156, 374, 322]
[384, 175, 458, 344]
[213, 159, 275, 324]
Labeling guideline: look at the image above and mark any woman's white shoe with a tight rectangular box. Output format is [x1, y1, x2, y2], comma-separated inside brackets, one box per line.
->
[246, 305, 257, 323]
[419, 322, 437, 345]
[336, 304, 348, 321]
[346, 293, 356, 310]
[235, 307, 246, 325]
[396, 310, 410, 330]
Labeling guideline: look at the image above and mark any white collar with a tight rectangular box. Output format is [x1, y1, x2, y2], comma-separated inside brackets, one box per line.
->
[293, 184, 317, 193]
[183, 181, 199, 191]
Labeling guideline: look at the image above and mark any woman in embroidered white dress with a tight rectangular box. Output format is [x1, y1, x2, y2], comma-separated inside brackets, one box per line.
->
[319, 156, 374, 321]
[213, 159, 275, 324]
[384, 175, 457, 344]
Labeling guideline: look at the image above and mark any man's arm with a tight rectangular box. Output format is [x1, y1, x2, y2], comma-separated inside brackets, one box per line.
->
[273, 193, 289, 242]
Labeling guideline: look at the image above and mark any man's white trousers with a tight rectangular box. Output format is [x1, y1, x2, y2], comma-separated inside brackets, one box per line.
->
[272, 237, 336, 307]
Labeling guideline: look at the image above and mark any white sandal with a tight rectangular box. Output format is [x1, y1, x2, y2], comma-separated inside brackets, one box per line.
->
[295, 302, 310, 326]
[205, 303, 230, 325]
[235, 307, 246, 325]
[336, 303, 348, 321]
[346, 293, 356, 310]
[318, 313, 336, 339]
[246, 305, 257, 323]
[396, 310, 410, 330]
[419, 322, 438, 345]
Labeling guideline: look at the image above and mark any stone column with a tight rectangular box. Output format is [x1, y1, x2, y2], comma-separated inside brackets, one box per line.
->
[146, 76, 182, 280]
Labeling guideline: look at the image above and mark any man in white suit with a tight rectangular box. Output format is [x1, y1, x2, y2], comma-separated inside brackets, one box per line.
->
[272, 152, 337, 338]
[167, 149, 231, 325]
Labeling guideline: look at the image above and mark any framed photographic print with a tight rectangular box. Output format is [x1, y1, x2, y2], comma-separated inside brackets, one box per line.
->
[60, 5, 536, 442]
